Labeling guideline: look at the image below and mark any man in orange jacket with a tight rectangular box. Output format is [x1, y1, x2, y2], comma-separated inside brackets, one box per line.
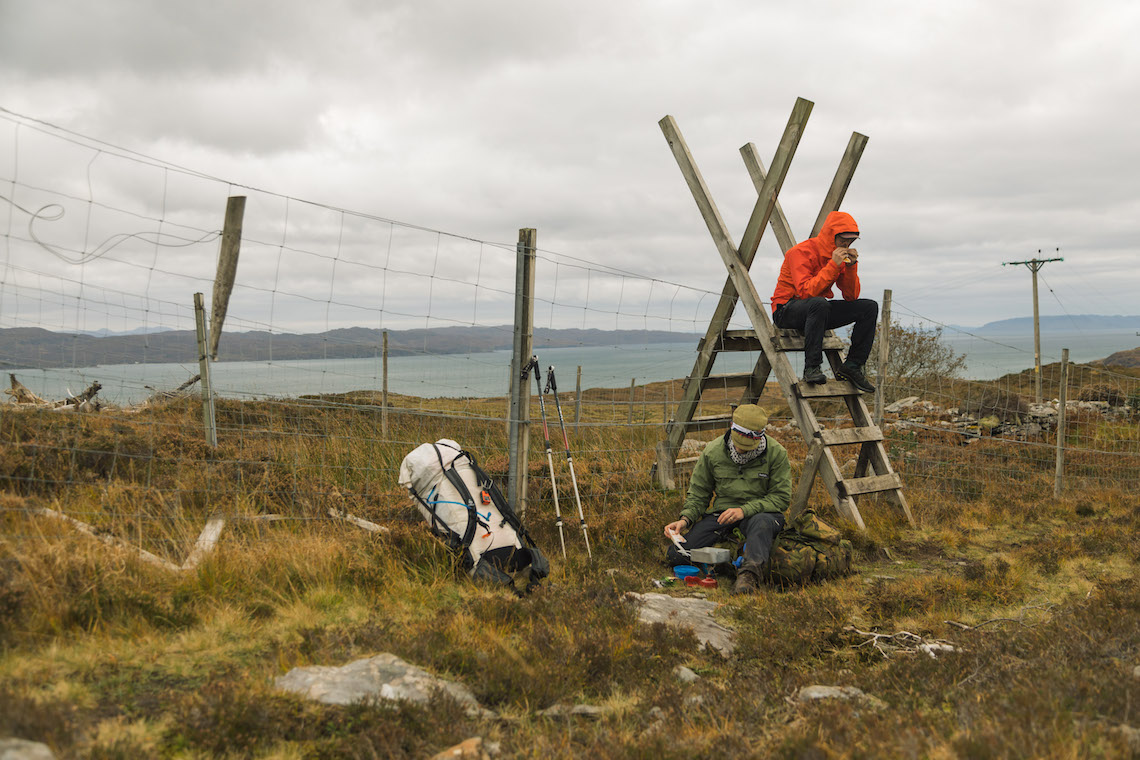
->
[770, 211, 877, 392]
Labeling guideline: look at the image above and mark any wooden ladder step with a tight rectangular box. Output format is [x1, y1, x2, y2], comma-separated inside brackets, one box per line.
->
[796, 380, 870, 398]
[820, 426, 883, 446]
[684, 414, 733, 431]
[701, 372, 754, 390]
[715, 329, 845, 352]
[838, 472, 903, 497]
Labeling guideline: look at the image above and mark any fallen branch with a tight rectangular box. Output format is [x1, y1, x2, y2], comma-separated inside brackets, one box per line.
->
[843, 625, 963, 659]
[329, 507, 390, 534]
[5, 374, 47, 404]
[55, 380, 102, 410]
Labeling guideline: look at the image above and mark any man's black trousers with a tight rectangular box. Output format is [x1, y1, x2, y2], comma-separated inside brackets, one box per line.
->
[773, 296, 878, 369]
[666, 512, 785, 568]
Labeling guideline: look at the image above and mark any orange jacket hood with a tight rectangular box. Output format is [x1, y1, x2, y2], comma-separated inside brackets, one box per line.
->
[816, 212, 859, 253]
[769, 211, 862, 310]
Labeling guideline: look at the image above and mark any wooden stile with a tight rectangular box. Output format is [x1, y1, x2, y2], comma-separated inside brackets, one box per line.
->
[655, 98, 913, 530]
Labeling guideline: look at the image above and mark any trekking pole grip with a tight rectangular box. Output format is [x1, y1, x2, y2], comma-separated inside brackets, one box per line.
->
[545, 365, 557, 394]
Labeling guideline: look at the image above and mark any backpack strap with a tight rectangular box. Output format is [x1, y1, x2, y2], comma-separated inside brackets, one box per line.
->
[464, 450, 541, 550]
[432, 444, 484, 557]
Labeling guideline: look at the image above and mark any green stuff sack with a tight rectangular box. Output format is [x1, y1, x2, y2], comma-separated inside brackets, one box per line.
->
[763, 509, 854, 586]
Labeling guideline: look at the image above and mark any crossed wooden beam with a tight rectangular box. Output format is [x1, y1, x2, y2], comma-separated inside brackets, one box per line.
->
[658, 96, 913, 529]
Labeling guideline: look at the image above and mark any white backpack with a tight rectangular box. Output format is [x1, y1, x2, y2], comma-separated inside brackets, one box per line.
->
[398, 439, 548, 590]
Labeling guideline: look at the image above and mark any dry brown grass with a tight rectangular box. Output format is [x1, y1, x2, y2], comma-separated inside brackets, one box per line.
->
[1, 376, 1138, 758]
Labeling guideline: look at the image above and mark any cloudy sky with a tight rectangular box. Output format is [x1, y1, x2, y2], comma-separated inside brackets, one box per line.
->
[2, 0, 1139, 340]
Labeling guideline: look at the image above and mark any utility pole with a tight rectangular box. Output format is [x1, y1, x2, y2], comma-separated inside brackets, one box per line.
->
[1003, 248, 1062, 403]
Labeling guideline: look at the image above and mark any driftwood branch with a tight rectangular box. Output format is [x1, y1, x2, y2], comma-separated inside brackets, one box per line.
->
[61, 380, 102, 407]
[5, 374, 47, 404]
[843, 625, 962, 659]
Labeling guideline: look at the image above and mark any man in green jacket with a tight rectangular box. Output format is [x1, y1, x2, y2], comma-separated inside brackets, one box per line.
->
[663, 404, 791, 594]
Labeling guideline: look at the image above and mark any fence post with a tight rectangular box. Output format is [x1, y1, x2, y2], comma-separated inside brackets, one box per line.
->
[382, 330, 389, 437]
[574, 365, 582, 426]
[210, 196, 246, 361]
[874, 288, 891, 428]
[628, 378, 636, 424]
[508, 229, 536, 516]
[193, 293, 218, 448]
[1054, 348, 1069, 498]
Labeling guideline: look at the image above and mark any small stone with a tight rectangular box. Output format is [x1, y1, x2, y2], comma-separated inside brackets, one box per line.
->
[627, 593, 736, 654]
[0, 739, 57, 760]
[885, 396, 919, 413]
[795, 685, 886, 710]
[1115, 724, 1140, 752]
[275, 652, 495, 719]
[1132, 665, 1140, 679]
[683, 694, 705, 708]
[539, 703, 606, 720]
[673, 665, 700, 683]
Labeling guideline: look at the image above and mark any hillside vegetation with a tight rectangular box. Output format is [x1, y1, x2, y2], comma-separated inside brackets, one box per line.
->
[1, 375, 1138, 758]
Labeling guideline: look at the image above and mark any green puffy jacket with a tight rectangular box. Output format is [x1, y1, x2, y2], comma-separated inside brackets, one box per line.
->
[679, 432, 791, 525]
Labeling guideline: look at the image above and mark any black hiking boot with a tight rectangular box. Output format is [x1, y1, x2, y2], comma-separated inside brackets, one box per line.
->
[732, 564, 762, 595]
[802, 365, 827, 385]
[835, 362, 875, 393]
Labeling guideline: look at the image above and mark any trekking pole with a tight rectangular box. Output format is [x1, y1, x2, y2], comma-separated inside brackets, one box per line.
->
[524, 355, 566, 559]
[545, 365, 592, 559]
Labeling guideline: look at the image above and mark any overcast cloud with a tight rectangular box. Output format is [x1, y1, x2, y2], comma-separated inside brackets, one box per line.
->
[2, 0, 1139, 338]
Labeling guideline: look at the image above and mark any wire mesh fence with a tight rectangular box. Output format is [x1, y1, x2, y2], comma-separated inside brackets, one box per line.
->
[2, 108, 1138, 570]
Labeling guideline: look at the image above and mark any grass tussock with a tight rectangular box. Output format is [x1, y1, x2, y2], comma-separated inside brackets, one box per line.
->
[1, 379, 1139, 758]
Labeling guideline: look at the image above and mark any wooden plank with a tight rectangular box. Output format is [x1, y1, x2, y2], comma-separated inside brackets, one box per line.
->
[811, 132, 869, 236]
[701, 372, 754, 390]
[740, 351, 773, 406]
[840, 472, 903, 496]
[685, 414, 733, 432]
[774, 333, 846, 351]
[736, 97, 814, 265]
[740, 143, 797, 253]
[717, 330, 845, 352]
[788, 437, 824, 519]
[796, 380, 865, 398]
[820, 426, 883, 446]
[182, 517, 226, 571]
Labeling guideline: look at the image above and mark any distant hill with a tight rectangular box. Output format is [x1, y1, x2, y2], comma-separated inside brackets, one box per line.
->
[974, 314, 1140, 333]
[1103, 347, 1140, 369]
[0, 325, 700, 370]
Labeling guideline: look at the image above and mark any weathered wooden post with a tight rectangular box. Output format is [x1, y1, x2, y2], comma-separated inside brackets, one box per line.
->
[210, 196, 246, 361]
[193, 293, 218, 448]
[574, 365, 582, 426]
[874, 289, 891, 427]
[1054, 348, 1069, 497]
[628, 378, 636, 424]
[382, 330, 389, 437]
[508, 229, 536, 516]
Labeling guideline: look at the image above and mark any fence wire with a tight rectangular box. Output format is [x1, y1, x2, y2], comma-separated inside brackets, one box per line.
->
[1, 109, 1138, 569]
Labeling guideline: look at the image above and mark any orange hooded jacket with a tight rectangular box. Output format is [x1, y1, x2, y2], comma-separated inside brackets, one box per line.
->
[770, 211, 861, 312]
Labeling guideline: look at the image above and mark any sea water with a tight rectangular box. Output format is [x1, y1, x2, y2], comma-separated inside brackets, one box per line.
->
[6, 330, 1137, 405]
